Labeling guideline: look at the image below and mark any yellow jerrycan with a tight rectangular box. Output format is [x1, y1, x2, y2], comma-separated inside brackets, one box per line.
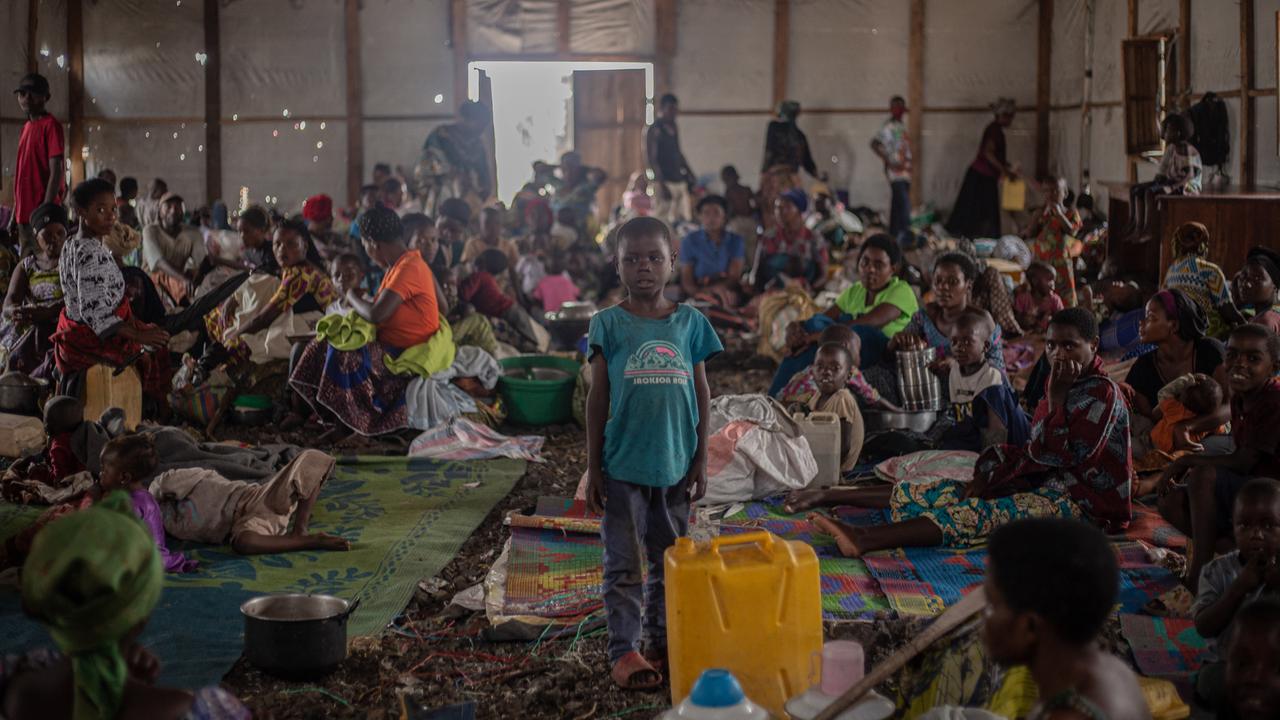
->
[665, 531, 822, 717]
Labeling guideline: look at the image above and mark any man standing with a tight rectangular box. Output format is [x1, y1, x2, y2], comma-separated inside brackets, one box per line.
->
[646, 94, 694, 225]
[10, 73, 64, 256]
[142, 194, 207, 306]
[871, 95, 912, 241]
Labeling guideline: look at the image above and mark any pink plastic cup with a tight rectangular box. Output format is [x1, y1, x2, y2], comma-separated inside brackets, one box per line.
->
[819, 641, 865, 696]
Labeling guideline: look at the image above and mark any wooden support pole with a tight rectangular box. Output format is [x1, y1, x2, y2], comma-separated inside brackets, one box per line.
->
[1126, 0, 1138, 184]
[1240, 0, 1255, 187]
[908, 0, 924, 206]
[344, 0, 363, 207]
[203, 0, 221, 207]
[1179, 0, 1191, 100]
[556, 0, 570, 54]
[450, 0, 468, 108]
[772, 0, 790, 110]
[654, 0, 676, 99]
[1036, 0, 1053, 180]
[26, 0, 39, 74]
[67, 0, 85, 186]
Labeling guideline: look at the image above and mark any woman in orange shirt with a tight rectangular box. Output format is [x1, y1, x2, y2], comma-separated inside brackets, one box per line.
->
[289, 206, 442, 438]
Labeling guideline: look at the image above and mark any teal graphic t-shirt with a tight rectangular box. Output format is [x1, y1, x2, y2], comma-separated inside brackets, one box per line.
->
[588, 303, 723, 487]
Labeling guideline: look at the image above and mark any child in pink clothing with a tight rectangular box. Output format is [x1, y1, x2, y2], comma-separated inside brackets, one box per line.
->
[1013, 261, 1066, 333]
[533, 253, 581, 314]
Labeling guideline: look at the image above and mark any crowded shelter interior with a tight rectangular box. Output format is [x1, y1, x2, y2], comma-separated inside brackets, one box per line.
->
[3, 0, 1280, 718]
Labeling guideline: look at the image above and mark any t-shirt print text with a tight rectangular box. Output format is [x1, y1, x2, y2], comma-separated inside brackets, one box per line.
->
[623, 341, 690, 385]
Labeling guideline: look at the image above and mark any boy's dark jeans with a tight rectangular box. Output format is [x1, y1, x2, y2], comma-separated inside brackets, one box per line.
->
[889, 180, 912, 240]
[601, 474, 689, 663]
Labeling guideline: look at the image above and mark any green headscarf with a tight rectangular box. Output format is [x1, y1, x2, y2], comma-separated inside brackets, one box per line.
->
[22, 491, 163, 720]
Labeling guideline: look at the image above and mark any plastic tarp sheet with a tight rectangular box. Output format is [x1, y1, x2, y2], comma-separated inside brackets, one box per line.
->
[1052, 0, 1086, 106]
[787, 0, 908, 109]
[361, 0, 455, 116]
[85, 121, 206, 206]
[923, 0, 1037, 107]
[1137, 0, 1178, 36]
[570, 0, 654, 55]
[221, 0, 345, 118]
[672, 0, 773, 112]
[220, 120, 347, 213]
[83, 0, 205, 119]
[468, 0, 558, 55]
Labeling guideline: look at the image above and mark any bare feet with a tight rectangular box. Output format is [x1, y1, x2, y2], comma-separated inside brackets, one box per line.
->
[784, 489, 829, 514]
[807, 513, 865, 558]
[308, 533, 351, 551]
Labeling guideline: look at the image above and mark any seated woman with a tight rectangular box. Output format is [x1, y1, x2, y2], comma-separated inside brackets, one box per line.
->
[1163, 221, 1241, 337]
[4, 493, 249, 719]
[1, 203, 67, 377]
[753, 188, 827, 292]
[887, 252, 1004, 396]
[797, 308, 1133, 556]
[768, 233, 917, 396]
[1234, 246, 1280, 334]
[202, 219, 335, 372]
[679, 195, 745, 306]
[289, 206, 442, 438]
[51, 179, 172, 403]
[1126, 288, 1230, 449]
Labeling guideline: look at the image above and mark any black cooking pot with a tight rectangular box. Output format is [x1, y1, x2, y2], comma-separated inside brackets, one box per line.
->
[240, 593, 360, 679]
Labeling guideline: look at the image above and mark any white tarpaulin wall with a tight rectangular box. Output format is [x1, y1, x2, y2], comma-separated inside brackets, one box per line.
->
[4, 0, 1279, 215]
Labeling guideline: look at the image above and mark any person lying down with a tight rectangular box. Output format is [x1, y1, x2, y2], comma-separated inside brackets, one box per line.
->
[789, 308, 1134, 557]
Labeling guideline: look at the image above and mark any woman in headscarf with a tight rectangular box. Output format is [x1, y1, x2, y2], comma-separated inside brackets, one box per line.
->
[1233, 246, 1280, 334]
[763, 101, 818, 178]
[753, 188, 827, 291]
[3, 492, 248, 719]
[1126, 288, 1230, 427]
[946, 98, 1019, 239]
[1162, 221, 1238, 337]
[1, 203, 67, 376]
[50, 179, 172, 403]
[289, 206, 447, 439]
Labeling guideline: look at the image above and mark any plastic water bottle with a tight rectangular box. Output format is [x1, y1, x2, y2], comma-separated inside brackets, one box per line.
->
[661, 669, 772, 719]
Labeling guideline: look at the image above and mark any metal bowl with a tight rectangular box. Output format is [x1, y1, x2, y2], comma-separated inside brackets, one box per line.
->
[233, 405, 273, 426]
[863, 409, 938, 434]
[0, 371, 41, 415]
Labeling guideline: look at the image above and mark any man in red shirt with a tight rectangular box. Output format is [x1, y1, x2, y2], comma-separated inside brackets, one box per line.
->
[10, 73, 65, 256]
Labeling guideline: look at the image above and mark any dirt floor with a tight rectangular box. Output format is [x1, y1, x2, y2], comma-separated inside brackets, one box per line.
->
[218, 347, 851, 719]
[210, 342, 1150, 719]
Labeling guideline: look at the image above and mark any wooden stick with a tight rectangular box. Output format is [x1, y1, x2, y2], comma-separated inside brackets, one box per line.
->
[772, 0, 790, 110]
[907, 0, 925, 207]
[812, 586, 988, 720]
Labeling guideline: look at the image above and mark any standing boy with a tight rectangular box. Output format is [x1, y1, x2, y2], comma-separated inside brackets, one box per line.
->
[11, 73, 65, 256]
[870, 95, 912, 241]
[586, 217, 722, 689]
[646, 94, 694, 225]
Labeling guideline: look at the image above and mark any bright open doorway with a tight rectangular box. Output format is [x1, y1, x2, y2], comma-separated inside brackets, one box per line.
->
[468, 61, 654, 212]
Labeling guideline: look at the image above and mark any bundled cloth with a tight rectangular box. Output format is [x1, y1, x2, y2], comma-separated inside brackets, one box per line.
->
[703, 394, 818, 504]
[408, 417, 544, 461]
[405, 345, 501, 430]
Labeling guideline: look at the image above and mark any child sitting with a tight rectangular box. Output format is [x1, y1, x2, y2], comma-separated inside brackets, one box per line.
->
[793, 342, 865, 473]
[551, 207, 580, 252]
[1124, 113, 1203, 244]
[533, 251, 581, 315]
[326, 252, 367, 315]
[621, 171, 652, 219]
[1192, 477, 1280, 712]
[1013, 260, 1064, 333]
[98, 434, 198, 573]
[1149, 372, 1224, 455]
[459, 249, 544, 351]
[779, 323, 899, 412]
[150, 448, 350, 555]
[980, 519, 1148, 720]
[1221, 598, 1280, 720]
[938, 310, 1030, 452]
[1158, 324, 1280, 585]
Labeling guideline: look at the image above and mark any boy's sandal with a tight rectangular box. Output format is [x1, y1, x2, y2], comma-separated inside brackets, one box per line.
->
[611, 651, 662, 691]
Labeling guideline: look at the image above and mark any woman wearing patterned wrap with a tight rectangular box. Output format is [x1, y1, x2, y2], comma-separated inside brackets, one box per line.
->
[800, 308, 1133, 556]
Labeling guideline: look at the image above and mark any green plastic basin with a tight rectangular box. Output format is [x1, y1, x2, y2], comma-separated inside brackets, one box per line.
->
[498, 355, 580, 426]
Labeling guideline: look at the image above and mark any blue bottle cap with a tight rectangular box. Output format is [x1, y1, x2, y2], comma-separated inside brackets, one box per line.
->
[688, 669, 745, 708]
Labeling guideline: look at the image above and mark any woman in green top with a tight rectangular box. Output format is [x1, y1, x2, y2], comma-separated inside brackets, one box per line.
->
[769, 234, 918, 396]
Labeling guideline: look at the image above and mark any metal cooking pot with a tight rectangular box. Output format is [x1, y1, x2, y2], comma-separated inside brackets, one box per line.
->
[241, 593, 360, 679]
[0, 371, 41, 416]
[863, 409, 939, 434]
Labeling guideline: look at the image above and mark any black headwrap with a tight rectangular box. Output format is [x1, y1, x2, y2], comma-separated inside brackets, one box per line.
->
[30, 203, 69, 234]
